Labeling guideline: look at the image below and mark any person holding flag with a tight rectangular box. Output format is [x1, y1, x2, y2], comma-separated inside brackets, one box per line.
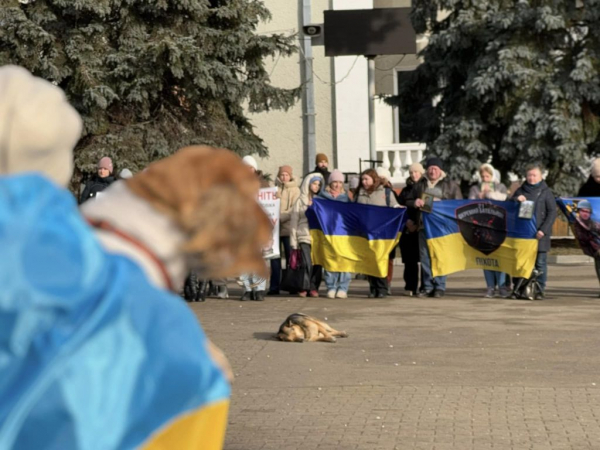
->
[414, 157, 462, 298]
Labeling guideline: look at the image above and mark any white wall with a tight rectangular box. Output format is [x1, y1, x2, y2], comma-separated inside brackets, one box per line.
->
[248, 0, 334, 181]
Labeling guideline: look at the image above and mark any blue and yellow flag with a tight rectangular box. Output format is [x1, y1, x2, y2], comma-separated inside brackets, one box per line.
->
[423, 200, 538, 278]
[557, 197, 600, 258]
[306, 198, 406, 277]
[0, 175, 229, 450]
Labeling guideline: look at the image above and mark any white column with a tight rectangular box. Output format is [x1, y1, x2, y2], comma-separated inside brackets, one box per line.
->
[332, 0, 373, 173]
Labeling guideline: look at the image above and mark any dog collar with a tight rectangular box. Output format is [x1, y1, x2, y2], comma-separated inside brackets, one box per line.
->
[87, 218, 175, 291]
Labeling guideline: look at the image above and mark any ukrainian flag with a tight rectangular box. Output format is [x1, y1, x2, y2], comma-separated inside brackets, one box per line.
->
[0, 175, 229, 450]
[423, 200, 538, 278]
[307, 198, 407, 277]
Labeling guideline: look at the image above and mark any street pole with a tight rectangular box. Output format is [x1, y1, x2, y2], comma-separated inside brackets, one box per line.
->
[302, 0, 317, 173]
[367, 55, 377, 162]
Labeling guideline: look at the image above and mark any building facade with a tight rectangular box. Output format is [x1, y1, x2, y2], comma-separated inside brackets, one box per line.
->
[250, 0, 424, 184]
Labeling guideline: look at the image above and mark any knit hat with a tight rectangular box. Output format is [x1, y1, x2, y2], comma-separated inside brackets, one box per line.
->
[349, 177, 360, 190]
[376, 167, 391, 180]
[309, 175, 323, 186]
[242, 155, 258, 171]
[425, 157, 444, 171]
[591, 158, 600, 177]
[408, 162, 425, 174]
[0, 65, 83, 187]
[328, 169, 344, 184]
[98, 157, 113, 174]
[119, 168, 133, 179]
[315, 153, 329, 165]
[278, 165, 293, 178]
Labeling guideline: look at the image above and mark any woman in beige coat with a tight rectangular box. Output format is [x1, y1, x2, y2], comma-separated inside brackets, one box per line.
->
[356, 169, 400, 298]
[269, 165, 301, 294]
[290, 173, 324, 297]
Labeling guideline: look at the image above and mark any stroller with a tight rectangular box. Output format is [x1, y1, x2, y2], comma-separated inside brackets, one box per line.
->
[511, 269, 544, 300]
[182, 272, 229, 302]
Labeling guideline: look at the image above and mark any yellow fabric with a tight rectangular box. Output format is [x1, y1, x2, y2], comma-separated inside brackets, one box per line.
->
[427, 233, 538, 278]
[310, 230, 400, 277]
[142, 400, 229, 450]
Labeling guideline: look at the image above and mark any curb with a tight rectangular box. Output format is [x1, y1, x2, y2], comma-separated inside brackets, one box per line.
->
[548, 255, 593, 265]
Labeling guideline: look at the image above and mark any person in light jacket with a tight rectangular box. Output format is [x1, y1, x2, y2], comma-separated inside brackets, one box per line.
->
[510, 163, 556, 299]
[468, 163, 510, 298]
[268, 165, 300, 295]
[290, 173, 324, 297]
[320, 169, 352, 298]
[356, 168, 400, 298]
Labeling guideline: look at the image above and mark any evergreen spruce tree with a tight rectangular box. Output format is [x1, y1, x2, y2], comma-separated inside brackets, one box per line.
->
[388, 0, 600, 194]
[0, 0, 299, 183]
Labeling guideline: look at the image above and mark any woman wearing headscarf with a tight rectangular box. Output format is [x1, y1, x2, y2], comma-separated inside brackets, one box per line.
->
[320, 169, 352, 298]
[356, 168, 400, 298]
[290, 173, 324, 297]
[468, 163, 510, 298]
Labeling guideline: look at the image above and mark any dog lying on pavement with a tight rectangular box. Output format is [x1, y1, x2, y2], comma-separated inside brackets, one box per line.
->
[277, 313, 348, 343]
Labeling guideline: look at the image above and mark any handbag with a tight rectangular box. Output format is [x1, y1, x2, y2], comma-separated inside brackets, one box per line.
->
[288, 249, 302, 271]
[281, 249, 309, 292]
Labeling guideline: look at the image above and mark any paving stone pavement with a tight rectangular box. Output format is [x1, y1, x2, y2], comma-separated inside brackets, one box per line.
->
[191, 264, 600, 450]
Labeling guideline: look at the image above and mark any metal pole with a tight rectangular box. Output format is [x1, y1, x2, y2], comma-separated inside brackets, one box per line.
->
[302, 0, 317, 172]
[367, 56, 376, 162]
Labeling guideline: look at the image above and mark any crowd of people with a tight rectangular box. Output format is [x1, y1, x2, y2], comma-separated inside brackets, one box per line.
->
[81, 149, 600, 302]
[240, 153, 600, 301]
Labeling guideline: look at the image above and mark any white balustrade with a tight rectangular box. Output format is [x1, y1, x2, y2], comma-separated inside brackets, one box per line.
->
[376, 143, 426, 185]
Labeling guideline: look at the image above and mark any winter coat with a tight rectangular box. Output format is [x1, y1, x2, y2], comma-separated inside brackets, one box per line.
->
[573, 218, 600, 257]
[578, 176, 600, 197]
[511, 181, 556, 253]
[290, 173, 324, 248]
[398, 176, 427, 223]
[277, 178, 300, 237]
[412, 172, 463, 201]
[80, 175, 115, 204]
[356, 185, 399, 207]
[468, 183, 508, 201]
[320, 186, 350, 203]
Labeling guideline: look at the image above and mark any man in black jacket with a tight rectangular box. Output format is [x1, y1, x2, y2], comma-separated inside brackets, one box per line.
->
[413, 157, 462, 298]
[511, 163, 556, 298]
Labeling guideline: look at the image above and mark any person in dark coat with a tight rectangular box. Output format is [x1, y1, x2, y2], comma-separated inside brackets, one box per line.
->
[511, 163, 557, 298]
[398, 163, 427, 296]
[79, 157, 116, 204]
[578, 158, 600, 197]
[307, 153, 331, 183]
[413, 157, 463, 298]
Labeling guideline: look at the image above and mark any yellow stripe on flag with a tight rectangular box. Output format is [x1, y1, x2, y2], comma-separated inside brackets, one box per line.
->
[310, 229, 400, 278]
[427, 233, 538, 278]
[142, 400, 229, 450]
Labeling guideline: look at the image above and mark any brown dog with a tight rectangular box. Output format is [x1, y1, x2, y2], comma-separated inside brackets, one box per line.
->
[277, 313, 348, 343]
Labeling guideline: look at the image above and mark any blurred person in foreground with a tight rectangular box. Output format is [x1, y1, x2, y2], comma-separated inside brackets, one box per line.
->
[0, 65, 271, 450]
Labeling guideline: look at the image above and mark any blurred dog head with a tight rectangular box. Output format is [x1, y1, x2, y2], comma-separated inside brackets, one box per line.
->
[126, 145, 272, 279]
